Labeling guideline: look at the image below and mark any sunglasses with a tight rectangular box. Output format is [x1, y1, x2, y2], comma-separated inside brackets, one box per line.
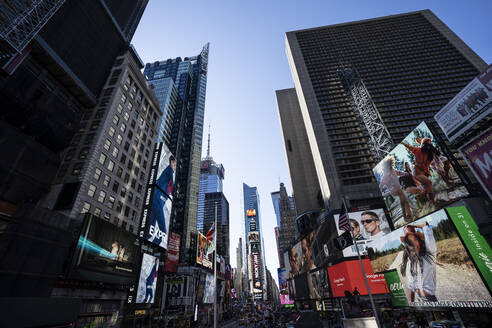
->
[361, 219, 377, 224]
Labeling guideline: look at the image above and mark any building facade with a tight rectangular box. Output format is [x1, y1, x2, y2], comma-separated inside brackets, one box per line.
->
[284, 10, 487, 210]
[144, 44, 210, 264]
[203, 192, 230, 263]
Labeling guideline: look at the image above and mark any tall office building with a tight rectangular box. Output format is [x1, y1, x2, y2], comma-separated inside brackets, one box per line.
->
[203, 192, 230, 263]
[284, 10, 487, 209]
[271, 183, 297, 268]
[144, 44, 209, 263]
[243, 183, 266, 301]
[197, 131, 225, 232]
[43, 47, 161, 234]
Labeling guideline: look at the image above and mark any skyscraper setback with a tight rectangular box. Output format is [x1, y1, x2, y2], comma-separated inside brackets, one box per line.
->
[144, 44, 209, 263]
[283, 9, 487, 209]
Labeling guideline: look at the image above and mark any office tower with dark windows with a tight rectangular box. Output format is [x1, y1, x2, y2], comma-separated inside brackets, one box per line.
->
[203, 192, 230, 263]
[144, 44, 209, 264]
[43, 47, 161, 234]
[284, 9, 487, 209]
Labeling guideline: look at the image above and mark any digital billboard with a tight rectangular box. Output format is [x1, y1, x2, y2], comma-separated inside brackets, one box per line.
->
[435, 64, 492, 142]
[73, 214, 138, 281]
[203, 273, 215, 304]
[278, 268, 288, 292]
[366, 209, 492, 308]
[164, 232, 180, 272]
[334, 208, 390, 257]
[164, 276, 186, 308]
[280, 293, 294, 305]
[300, 231, 316, 273]
[285, 241, 302, 279]
[248, 231, 259, 243]
[252, 253, 262, 289]
[459, 129, 492, 199]
[247, 209, 256, 217]
[309, 268, 331, 299]
[139, 142, 176, 249]
[373, 122, 469, 229]
[294, 273, 310, 300]
[250, 242, 260, 254]
[196, 232, 212, 269]
[311, 218, 335, 268]
[249, 217, 257, 232]
[327, 258, 387, 298]
[136, 253, 159, 303]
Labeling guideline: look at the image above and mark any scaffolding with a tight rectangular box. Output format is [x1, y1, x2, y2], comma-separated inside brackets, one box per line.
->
[338, 66, 394, 163]
[0, 0, 66, 53]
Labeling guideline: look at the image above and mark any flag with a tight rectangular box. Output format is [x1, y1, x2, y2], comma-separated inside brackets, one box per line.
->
[206, 223, 215, 255]
[335, 230, 354, 250]
[338, 201, 351, 232]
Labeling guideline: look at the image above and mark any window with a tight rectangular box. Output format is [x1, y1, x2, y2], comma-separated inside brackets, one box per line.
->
[128, 102, 133, 111]
[120, 187, 126, 197]
[116, 201, 123, 213]
[134, 166, 139, 176]
[93, 168, 102, 181]
[112, 147, 119, 158]
[135, 196, 140, 207]
[116, 134, 123, 145]
[120, 123, 126, 133]
[98, 153, 106, 165]
[109, 126, 115, 137]
[124, 206, 130, 217]
[117, 104, 123, 113]
[107, 160, 115, 172]
[124, 142, 130, 151]
[116, 166, 123, 178]
[90, 122, 99, 131]
[112, 181, 119, 193]
[65, 148, 75, 161]
[127, 160, 133, 170]
[113, 115, 119, 125]
[79, 148, 89, 159]
[94, 207, 102, 217]
[131, 178, 136, 189]
[108, 196, 115, 209]
[98, 190, 106, 203]
[104, 212, 111, 221]
[137, 184, 142, 193]
[72, 163, 83, 176]
[124, 173, 130, 183]
[124, 112, 130, 121]
[103, 175, 111, 187]
[104, 139, 111, 151]
[121, 93, 127, 103]
[81, 202, 91, 214]
[128, 191, 133, 202]
[87, 184, 96, 197]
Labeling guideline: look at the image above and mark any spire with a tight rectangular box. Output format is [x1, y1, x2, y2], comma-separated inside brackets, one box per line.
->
[207, 122, 211, 158]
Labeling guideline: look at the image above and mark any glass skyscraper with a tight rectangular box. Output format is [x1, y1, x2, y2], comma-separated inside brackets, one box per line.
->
[144, 43, 209, 263]
[197, 157, 224, 232]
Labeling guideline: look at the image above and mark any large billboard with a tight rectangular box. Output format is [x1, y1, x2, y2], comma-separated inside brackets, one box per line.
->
[203, 273, 215, 304]
[459, 128, 492, 199]
[334, 208, 390, 257]
[164, 232, 180, 272]
[300, 231, 316, 273]
[196, 232, 212, 269]
[309, 268, 331, 299]
[248, 231, 259, 243]
[373, 122, 469, 229]
[136, 253, 159, 303]
[252, 253, 262, 289]
[139, 142, 176, 249]
[73, 214, 138, 281]
[311, 218, 335, 268]
[284, 241, 302, 279]
[327, 258, 388, 298]
[435, 64, 492, 142]
[366, 209, 492, 308]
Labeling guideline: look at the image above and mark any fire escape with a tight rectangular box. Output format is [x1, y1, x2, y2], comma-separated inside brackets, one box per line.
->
[338, 66, 394, 163]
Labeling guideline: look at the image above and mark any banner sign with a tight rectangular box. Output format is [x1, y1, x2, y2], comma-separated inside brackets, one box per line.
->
[435, 64, 492, 142]
[384, 269, 408, 307]
[446, 206, 492, 293]
[459, 129, 492, 199]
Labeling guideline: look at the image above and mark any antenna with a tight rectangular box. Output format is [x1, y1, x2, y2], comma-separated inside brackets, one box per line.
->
[207, 121, 211, 158]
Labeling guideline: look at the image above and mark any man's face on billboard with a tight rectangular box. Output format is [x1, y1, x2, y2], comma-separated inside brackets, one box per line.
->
[361, 214, 380, 236]
[350, 221, 360, 238]
[170, 159, 176, 172]
[289, 248, 299, 274]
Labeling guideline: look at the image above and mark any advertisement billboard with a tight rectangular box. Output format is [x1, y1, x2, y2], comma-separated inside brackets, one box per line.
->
[327, 258, 387, 298]
[139, 142, 176, 250]
[248, 231, 259, 243]
[311, 219, 335, 268]
[249, 217, 257, 231]
[334, 208, 390, 257]
[203, 273, 215, 304]
[366, 209, 492, 308]
[250, 242, 260, 254]
[247, 209, 256, 217]
[373, 122, 469, 229]
[294, 273, 310, 300]
[278, 268, 288, 292]
[73, 214, 138, 281]
[459, 129, 492, 199]
[196, 232, 212, 269]
[384, 269, 409, 307]
[280, 293, 294, 305]
[164, 276, 187, 308]
[136, 253, 159, 303]
[309, 268, 331, 299]
[252, 253, 262, 289]
[446, 206, 492, 292]
[164, 232, 180, 272]
[434, 64, 492, 142]
[300, 231, 316, 273]
[285, 242, 302, 279]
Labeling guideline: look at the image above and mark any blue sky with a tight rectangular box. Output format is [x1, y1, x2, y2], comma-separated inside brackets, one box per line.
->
[132, 0, 492, 286]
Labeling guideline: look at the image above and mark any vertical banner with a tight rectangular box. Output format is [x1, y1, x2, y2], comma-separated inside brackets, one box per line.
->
[384, 269, 409, 307]
[446, 206, 492, 292]
[164, 232, 181, 272]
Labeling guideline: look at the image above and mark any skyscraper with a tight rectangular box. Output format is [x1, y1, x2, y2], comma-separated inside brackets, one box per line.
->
[144, 44, 209, 263]
[243, 183, 266, 301]
[283, 10, 487, 209]
[203, 192, 230, 263]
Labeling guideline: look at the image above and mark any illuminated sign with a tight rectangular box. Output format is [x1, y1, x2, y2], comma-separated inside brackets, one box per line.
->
[247, 209, 256, 217]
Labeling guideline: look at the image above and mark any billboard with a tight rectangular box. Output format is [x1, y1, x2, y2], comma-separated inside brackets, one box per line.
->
[139, 142, 176, 249]
[311, 219, 334, 268]
[278, 268, 288, 292]
[247, 209, 256, 217]
[435, 64, 492, 142]
[366, 209, 492, 308]
[300, 231, 316, 273]
[309, 268, 331, 299]
[164, 232, 180, 272]
[203, 273, 215, 304]
[285, 241, 302, 279]
[248, 231, 259, 243]
[373, 122, 469, 229]
[327, 258, 387, 298]
[459, 129, 492, 199]
[384, 269, 409, 307]
[249, 217, 257, 231]
[334, 208, 390, 257]
[73, 214, 138, 280]
[280, 293, 294, 305]
[252, 253, 262, 288]
[196, 232, 212, 269]
[294, 273, 310, 299]
[136, 253, 159, 303]
[250, 242, 260, 254]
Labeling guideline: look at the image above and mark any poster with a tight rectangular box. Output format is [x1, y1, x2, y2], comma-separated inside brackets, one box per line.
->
[136, 253, 159, 303]
[367, 209, 492, 308]
[334, 208, 390, 257]
[459, 129, 492, 199]
[434, 64, 492, 142]
[164, 232, 180, 272]
[203, 273, 215, 304]
[196, 232, 212, 269]
[373, 122, 468, 228]
[285, 242, 302, 279]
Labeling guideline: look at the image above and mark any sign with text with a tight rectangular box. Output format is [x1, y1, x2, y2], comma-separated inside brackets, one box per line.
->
[384, 269, 408, 307]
